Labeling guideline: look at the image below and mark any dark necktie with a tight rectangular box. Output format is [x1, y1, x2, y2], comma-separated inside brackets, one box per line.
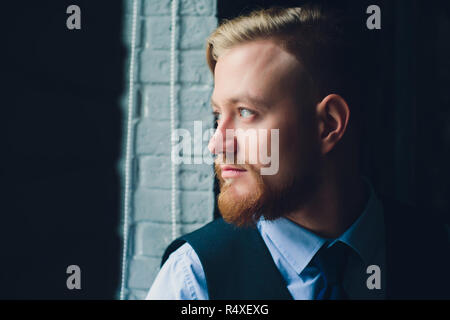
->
[312, 241, 350, 300]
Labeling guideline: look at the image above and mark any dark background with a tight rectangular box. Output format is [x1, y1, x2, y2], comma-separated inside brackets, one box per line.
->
[1, 0, 449, 299]
[1, 1, 124, 299]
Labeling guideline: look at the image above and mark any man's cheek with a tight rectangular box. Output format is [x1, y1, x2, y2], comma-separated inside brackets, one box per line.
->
[235, 134, 256, 165]
[258, 128, 279, 176]
[235, 128, 273, 167]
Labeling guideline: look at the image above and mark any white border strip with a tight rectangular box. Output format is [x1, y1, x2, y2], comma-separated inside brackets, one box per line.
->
[120, 0, 138, 301]
[170, 0, 178, 241]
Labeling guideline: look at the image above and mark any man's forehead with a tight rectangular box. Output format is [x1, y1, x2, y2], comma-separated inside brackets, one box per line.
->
[213, 39, 302, 106]
[215, 39, 299, 75]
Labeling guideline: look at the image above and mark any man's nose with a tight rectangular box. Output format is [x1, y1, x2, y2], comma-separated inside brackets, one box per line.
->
[208, 119, 236, 156]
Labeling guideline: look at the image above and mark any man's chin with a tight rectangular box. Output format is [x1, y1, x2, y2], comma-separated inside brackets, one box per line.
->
[224, 179, 256, 197]
[215, 163, 294, 227]
[217, 181, 265, 228]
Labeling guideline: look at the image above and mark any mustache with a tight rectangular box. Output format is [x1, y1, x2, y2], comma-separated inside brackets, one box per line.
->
[214, 160, 264, 193]
[213, 154, 253, 171]
[214, 161, 255, 177]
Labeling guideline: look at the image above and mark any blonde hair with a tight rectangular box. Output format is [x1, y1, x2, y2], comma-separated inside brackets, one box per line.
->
[205, 5, 363, 106]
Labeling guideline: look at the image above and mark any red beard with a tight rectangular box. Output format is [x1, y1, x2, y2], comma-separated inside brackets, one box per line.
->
[215, 162, 318, 228]
[216, 163, 265, 227]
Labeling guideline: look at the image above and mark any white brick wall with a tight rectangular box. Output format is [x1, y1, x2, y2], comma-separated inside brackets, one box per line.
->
[120, 0, 217, 300]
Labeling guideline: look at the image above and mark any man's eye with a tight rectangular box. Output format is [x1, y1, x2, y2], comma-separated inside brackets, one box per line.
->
[238, 108, 255, 119]
[213, 111, 221, 122]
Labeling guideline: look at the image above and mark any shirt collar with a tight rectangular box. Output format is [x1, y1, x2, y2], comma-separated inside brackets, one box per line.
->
[258, 216, 327, 275]
[257, 177, 384, 275]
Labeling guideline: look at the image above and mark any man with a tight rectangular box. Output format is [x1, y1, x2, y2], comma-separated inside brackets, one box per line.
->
[147, 5, 449, 300]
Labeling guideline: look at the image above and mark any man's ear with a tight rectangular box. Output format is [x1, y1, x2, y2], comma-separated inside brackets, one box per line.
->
[316, 94, 350, 154]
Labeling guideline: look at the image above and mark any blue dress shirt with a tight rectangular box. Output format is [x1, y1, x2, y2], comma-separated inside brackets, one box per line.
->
[146, 180, 386, 300]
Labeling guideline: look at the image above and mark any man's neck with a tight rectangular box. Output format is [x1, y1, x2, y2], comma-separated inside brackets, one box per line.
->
[284, 173, 369, 239]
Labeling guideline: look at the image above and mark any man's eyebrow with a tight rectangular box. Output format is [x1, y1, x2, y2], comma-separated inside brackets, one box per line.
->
[210, 95, 270, 110]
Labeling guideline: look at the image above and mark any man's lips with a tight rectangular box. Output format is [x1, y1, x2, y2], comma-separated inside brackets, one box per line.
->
[220, 165, 247, 179]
